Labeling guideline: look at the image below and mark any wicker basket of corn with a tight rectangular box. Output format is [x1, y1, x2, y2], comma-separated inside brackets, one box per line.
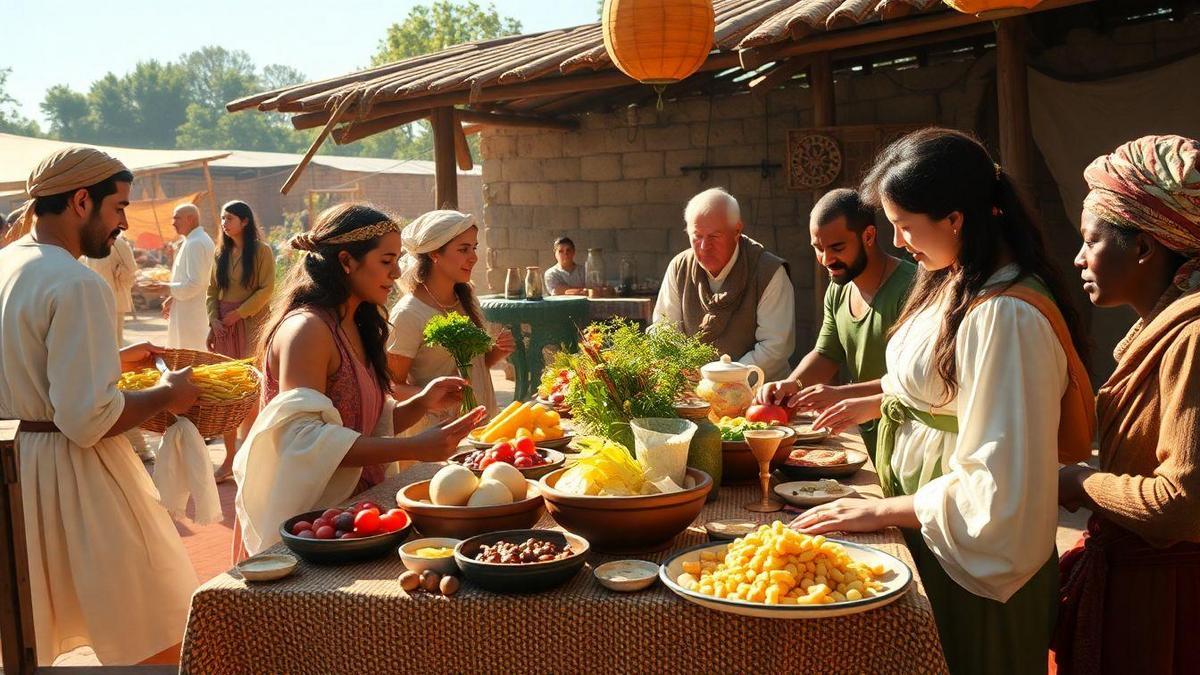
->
[118, 348, 261, 437]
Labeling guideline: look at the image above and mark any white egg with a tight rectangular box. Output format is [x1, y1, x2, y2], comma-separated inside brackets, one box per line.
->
[467, 479, 515, 507]
[429, 464, 478, 506]
[481, 462, 527, 501]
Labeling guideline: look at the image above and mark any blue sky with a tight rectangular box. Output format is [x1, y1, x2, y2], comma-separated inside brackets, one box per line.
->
[4, 1, 599, 125]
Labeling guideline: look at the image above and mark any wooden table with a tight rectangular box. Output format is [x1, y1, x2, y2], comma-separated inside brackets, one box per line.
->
[180, 430, 947, 674]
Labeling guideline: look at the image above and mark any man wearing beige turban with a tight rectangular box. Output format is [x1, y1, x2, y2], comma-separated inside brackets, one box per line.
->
[387, 210, 515, 430]
[0, 146, 201, 665]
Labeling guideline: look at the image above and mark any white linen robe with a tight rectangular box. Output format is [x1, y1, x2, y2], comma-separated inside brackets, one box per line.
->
[0, 239, 197, 665]
[166, 227, 214, 351]
[880, 265, 1066, 602]
[234, 388, 397, 557]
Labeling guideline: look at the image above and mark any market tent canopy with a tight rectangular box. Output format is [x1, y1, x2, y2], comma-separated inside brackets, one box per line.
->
[0, 133, 230, 193]
[125, 192, 201, 250]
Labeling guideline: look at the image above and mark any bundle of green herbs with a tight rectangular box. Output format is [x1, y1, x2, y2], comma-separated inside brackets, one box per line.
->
[423, 311, 494, 413]
[549, 319, 716, 452]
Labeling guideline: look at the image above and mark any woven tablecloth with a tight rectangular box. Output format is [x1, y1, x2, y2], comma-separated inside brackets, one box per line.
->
[181, 431, 947, 674]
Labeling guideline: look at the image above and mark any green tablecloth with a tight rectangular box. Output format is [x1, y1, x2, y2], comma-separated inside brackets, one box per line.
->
[480, 296, 589, 400]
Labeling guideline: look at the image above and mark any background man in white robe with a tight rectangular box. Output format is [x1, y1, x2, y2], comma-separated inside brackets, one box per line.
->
[82, 231, 137, 345]
[163, 203, 214, 350]
[0, 146, 200, 665]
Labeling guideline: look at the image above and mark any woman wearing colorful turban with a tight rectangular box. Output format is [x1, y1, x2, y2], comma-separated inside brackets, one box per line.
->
[1054, 135, 1200, 674]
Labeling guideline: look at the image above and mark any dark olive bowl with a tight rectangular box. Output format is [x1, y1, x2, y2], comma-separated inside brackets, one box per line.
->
[777, 448, 870, 480]
[279, 509, 412, 565]
[453, 529, 590, 593]
[448, 448, 567, 480]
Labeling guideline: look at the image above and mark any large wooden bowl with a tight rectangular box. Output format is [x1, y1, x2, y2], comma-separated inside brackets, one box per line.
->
[395, 479, 545, 539]
[537, 467, 712, 554]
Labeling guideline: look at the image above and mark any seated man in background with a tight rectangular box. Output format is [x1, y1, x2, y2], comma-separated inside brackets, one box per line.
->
[543, 236, 587, 295]
[653, 187, 795, 382]
[758, 189, 915, 457]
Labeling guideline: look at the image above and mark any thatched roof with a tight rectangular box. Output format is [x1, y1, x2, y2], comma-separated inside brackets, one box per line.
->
[224, 0, 1091, 192]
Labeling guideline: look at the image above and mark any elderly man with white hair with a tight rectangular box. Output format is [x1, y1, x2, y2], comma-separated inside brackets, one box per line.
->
[653, 187, 795, 381]
[163, 203, 215, 350]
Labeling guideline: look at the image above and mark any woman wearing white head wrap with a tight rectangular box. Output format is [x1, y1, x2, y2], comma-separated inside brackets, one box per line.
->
[387, 210, 515, 423]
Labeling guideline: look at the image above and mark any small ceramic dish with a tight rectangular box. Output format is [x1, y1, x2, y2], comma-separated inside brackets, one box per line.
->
[789, 423, 831, 444]
[235, 553, 298, 582]
[774, 479, 855, 508]
[399, 537, 462, 576]
[594, 559, 659, 592]
[703, 518, 761, 542]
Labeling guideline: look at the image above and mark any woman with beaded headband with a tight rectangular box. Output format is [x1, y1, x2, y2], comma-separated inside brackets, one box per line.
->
[386, 209, 515, 429]
[790, 128, 1092, 674]
[1053, 134, 1200, 675]
[231, 203, 486, 558]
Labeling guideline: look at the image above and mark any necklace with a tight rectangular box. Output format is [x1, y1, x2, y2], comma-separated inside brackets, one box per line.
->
[422, 282, 460, 312]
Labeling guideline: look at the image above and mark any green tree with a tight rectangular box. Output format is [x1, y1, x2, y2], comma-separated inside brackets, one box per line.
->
[260, 64, 307, 92]
[183, 46, 259, 111]
[0, 68, 41, 136]
[126, 60, 191, 148]
[88, 74, 138, 146]
[41, 84, 93, 141]
[366, 1, 522, 161]
[176, 102, 305, 152]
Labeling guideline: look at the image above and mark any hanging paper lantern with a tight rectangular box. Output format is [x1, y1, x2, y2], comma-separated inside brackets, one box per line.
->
[602, 0, 715, 85]
[943, 0, 1044, 19]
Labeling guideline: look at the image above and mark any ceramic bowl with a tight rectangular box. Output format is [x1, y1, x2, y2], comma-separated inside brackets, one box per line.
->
[395, 479, 545, 539]
[594, 559, 659, 592]
[538, 467, 712, 554]
[703, 518, 761, 542]
[448, 448, 567, 480]
[454, 529, 589, 593]
[398, 537, 462, 576]
[777, 448, 869, 480]
[235, 553, 298, 582]
[279, 510, 412, 565]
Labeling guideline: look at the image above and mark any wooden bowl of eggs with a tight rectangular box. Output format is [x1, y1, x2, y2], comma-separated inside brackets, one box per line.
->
[396, 463, 545, 539]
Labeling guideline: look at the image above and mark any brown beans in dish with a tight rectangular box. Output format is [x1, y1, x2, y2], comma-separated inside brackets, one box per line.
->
[474, 538, 573, 564]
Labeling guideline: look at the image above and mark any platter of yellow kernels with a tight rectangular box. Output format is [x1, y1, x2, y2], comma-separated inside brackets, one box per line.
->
[658, 522, 912, 619]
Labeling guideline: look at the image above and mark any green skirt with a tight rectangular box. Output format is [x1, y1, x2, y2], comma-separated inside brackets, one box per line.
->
[906, 531, 1057, 675]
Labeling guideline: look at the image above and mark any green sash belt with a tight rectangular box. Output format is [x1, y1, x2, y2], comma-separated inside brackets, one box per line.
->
[876, 395, 958, 498]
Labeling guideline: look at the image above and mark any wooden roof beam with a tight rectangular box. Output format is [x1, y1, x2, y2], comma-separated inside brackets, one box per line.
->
[332, 109, 429, 145]
[455, 109, 579, 131]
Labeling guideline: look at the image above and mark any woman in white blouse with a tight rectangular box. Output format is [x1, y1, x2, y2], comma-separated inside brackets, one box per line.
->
[387, 210, 514, 427]
[793, 129, 1091, 674]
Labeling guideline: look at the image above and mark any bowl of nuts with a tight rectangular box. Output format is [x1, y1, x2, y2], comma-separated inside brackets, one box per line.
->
[453, 529, 590, 593]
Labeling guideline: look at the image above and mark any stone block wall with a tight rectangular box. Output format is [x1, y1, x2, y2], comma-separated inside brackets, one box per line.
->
[480, 55, 996, 354]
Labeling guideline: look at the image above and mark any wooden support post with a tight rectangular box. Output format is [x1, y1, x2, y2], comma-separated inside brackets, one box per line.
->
[201, 161, 219, 232]
[452, 116, 474, 171]
[432, 107, 459, 209]
[1, 421, 37, 674]
[996, 17, 1035, 199]
[809, 53, 836, 326]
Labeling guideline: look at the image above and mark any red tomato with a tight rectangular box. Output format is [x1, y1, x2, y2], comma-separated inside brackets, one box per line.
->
[745, 404, 790, 425]
[491, 442, 515, 463]
[297, 530, 316, 539]
[321, 508, 342, 522]
[356, 501, 381, 513]
[514, 454, 534, 469]
[514, 437, 536, 455]
[354, 508, 382, 535]
[314, 525, 336, 540]
[378, 511, 407, 533]
[291, 520, 313, 535]
[478, 457, 496, 470]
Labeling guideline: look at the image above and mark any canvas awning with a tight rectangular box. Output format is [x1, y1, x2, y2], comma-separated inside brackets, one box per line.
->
[0, 133, 230, 194]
